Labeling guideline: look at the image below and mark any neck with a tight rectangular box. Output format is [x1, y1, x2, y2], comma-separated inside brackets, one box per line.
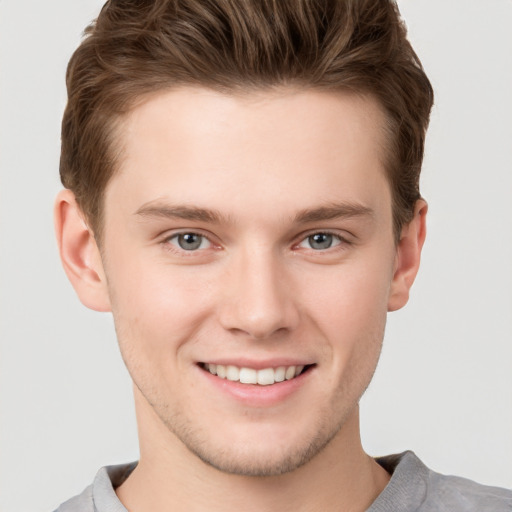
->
[117, 389, 389, 512]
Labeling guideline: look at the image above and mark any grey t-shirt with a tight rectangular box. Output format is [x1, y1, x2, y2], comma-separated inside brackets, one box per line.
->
[54, 451, 512, 511]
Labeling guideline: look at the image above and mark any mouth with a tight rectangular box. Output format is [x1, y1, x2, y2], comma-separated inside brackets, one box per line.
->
[199, 363, 314, 386]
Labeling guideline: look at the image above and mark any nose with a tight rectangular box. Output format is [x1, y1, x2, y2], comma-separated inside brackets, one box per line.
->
[218, 247, 300, 340]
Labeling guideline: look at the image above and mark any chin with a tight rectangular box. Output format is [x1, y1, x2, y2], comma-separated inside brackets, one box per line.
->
[189, 436, 333, 477]
[161, 407, 348, 477]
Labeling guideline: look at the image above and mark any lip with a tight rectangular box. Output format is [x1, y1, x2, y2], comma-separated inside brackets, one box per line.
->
[196, 361, 315, 407]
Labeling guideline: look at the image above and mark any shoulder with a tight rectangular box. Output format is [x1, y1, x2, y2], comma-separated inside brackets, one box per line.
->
[53, 462, 136, 512]
[53, 484, 94, 512]
[423, 470, 512, 512]
[372, 451, 512, 512]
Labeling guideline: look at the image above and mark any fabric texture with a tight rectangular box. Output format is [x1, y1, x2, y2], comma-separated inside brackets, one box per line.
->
[54, 452, 512, 511]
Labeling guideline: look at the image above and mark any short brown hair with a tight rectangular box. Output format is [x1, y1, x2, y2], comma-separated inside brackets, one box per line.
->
[60, 0, 433, 240]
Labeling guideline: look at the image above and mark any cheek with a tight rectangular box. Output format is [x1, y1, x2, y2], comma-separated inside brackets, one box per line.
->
[106, 255, 217, 364]
[300, 256, 392, 363]
[305, 259, 392, 324]
[317, 266, 390, 396]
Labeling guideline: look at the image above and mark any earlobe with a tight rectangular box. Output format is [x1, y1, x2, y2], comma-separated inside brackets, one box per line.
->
[54, 189, 111, 312]
[387, 200, 428, 312]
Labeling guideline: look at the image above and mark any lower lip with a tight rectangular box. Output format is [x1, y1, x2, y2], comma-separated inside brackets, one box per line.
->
[197, 366, 313, 407]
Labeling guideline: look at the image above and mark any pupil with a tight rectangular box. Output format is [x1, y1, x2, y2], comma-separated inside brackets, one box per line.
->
[179, 233, 202, 250]
[310, 233, 332, 250]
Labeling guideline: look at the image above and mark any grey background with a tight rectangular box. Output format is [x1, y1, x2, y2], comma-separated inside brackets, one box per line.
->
[1, 1, 511, 511]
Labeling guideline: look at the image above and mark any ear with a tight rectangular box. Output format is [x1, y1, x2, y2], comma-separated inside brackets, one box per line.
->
[54, 189, 111, 312]
[387, 199, 427, 312]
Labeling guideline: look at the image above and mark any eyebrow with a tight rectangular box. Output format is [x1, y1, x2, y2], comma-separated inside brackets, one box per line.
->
[134, 200, 374, 225]
[293, 202, 374, 224]
[135, 202, 229, 224]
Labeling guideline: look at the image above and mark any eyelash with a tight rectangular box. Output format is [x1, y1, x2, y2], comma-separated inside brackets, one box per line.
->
[161, 229, 351, 255]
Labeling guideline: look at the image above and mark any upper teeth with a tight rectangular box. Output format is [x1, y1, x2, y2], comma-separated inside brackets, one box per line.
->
[204, 364, 305, 385]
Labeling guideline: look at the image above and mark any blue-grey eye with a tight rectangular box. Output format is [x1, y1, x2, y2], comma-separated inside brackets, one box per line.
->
[299, 232, 341, 250]
[170, 233, 210, 251]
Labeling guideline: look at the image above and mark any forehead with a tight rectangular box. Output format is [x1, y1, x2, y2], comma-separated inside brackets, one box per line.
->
[107, 87, 391, 224]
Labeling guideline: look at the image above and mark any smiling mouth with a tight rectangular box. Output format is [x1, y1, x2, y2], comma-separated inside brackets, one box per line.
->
[199, 363, 313, 386]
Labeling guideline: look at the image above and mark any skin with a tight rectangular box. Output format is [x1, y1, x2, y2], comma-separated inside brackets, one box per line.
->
[55, 87, 426, 512]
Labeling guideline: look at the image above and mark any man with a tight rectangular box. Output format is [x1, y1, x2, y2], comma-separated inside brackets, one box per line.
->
[53, 0, 512, 510]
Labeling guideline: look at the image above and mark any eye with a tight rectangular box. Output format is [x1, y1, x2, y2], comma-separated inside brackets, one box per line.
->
[168, 233, 211, 251]
[298, 232, 342, 250]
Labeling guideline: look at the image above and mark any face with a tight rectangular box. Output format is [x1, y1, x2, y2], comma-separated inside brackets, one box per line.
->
[98, 88, 399, 476]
